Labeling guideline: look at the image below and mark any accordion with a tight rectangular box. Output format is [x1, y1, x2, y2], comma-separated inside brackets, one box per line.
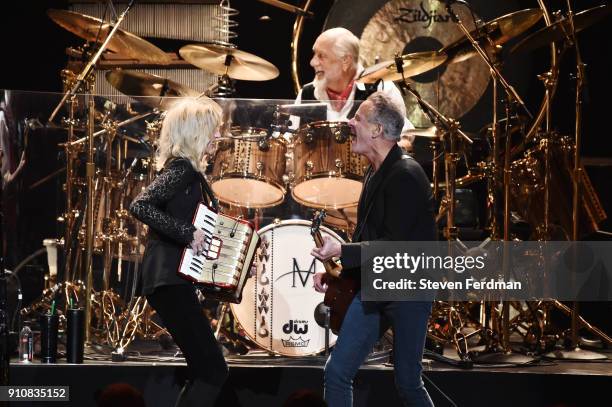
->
[177, 202, 259, 303]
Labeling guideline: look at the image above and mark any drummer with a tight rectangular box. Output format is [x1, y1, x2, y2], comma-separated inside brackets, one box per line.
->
[294, 27, 415, 142]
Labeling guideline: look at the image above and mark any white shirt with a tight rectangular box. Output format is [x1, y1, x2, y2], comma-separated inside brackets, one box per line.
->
[293, 66, 415, 132]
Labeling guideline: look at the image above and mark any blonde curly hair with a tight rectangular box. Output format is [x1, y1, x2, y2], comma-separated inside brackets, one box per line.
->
[156, 98, 222, 172]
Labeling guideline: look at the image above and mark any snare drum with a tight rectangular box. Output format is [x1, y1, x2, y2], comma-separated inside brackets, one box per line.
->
[230, 220, 341, 356]
[210, 127, 286, 208]
[292, 121, 368, 209]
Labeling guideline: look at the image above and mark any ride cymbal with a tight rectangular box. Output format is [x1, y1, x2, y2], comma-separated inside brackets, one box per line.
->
[511, 4, 612, 55]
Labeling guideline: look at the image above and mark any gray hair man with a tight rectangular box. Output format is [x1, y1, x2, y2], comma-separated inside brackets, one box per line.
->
[295, 27, 414, 135]
[311, 91, 435, 407]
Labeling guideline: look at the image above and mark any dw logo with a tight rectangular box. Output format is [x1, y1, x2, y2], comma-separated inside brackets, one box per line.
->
[283, 320, 309, 335]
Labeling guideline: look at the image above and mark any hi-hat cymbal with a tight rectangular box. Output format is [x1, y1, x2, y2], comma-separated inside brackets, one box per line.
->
[47, 9, 171, 64]
[357, 51, 447, 84]
[179, 44, 279, 81]
[440, 8, 543, 64]
[511, 4, 612, 55]
[106, 70, 201, 110]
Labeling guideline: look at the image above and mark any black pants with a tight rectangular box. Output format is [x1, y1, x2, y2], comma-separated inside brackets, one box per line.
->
[147, 285, 228, 387]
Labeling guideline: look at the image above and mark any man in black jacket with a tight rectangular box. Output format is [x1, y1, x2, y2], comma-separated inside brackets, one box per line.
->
[312, 92, 435, 406]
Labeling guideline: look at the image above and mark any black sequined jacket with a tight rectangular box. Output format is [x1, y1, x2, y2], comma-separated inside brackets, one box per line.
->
[129, 158, 204, 296]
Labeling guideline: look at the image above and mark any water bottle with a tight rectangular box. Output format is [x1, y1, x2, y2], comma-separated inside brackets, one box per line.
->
[19, 323, 33, 363]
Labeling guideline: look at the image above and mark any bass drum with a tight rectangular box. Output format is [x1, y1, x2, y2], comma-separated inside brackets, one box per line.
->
[231, 220, 341, 356]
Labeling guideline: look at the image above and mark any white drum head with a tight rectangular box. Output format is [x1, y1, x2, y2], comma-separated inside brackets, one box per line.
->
[292, 178, 363, 209]
[212, 178, 284, 208]
[231, 220, 342, 356]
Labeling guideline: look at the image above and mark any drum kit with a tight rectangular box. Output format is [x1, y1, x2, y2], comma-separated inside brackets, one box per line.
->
[20, 1, 612, 359]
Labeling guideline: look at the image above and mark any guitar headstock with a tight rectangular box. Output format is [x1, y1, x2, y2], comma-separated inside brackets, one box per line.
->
[310, 210, 327, 236]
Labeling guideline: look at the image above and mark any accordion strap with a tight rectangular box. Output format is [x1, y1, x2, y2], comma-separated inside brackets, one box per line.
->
[198, 172, 219, 212]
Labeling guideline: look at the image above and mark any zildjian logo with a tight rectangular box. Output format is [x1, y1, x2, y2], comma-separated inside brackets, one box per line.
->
[395, 2, 452, 28]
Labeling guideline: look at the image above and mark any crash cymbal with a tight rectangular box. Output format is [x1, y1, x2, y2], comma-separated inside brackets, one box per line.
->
[511, 4, 612, 55]
[179, 44, 279, 81]
[440, 8, 543, 64]
[357, 51, 447, 84]
[106, 70, 201, 110]
[47, 9, 171, 64]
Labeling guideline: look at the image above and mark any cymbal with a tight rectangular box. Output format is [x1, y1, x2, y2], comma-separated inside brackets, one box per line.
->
[403, 126, 440, 140]
[106, 70, 201, 110]
[179, 44, 279, 81]
[440, 8, 543, 64]
[511, 4, 612, 55]
[357, 51, 447, 84]
[47, 9, 171, 64]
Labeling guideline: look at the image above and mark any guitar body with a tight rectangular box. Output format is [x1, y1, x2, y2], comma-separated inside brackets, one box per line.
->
[310, 210, 359, 334]
[323, 274, 359, 334]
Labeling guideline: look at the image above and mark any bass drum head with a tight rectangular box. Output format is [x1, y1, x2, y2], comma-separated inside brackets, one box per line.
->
[230, 220, 342, 356]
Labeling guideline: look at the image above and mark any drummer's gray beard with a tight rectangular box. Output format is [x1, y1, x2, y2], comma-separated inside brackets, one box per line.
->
[313, 76, 327, 94]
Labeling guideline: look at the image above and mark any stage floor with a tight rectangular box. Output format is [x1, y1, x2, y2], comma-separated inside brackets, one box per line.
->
[9, 348, 611, 407]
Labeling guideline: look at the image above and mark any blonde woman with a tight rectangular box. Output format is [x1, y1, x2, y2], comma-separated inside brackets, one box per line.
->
[130, 98, 227, 406]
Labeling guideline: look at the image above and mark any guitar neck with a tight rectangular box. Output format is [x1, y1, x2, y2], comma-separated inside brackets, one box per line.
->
[313, 230, 343, 278]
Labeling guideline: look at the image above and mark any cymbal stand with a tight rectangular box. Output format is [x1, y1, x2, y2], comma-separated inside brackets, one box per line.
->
[59, 89, 81, 284]
[543, 0, 607, 360]
[101, 119, 119, 292]
[48, 0, 137, 343]
[393, 56, 472, 242]
[395, 62, 479, 362]
[431, 139, 442, 204]
[486, 71, 500, 240]
[443, 2, 536, 363]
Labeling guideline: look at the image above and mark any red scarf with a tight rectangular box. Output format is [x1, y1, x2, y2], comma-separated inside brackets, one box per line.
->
[326, 80, 355, 112]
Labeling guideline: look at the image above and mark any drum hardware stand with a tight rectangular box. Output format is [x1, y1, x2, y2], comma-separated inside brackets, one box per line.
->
[314, 302, 332, 356]
[393, 54, 472, 242]
[542, 1, 608, 360]
[58, 88, 81, 284]
[214, 303, 230, 339]
[442, 2, 539, 363]
[100, 119, 120, 292]
[430, 139, 442, 205]
[394, 57, 485, 362]
[47, 0, 137, 343]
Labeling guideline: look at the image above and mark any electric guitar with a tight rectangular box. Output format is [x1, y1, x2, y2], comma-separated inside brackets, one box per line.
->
[310, 210, 358, 334]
